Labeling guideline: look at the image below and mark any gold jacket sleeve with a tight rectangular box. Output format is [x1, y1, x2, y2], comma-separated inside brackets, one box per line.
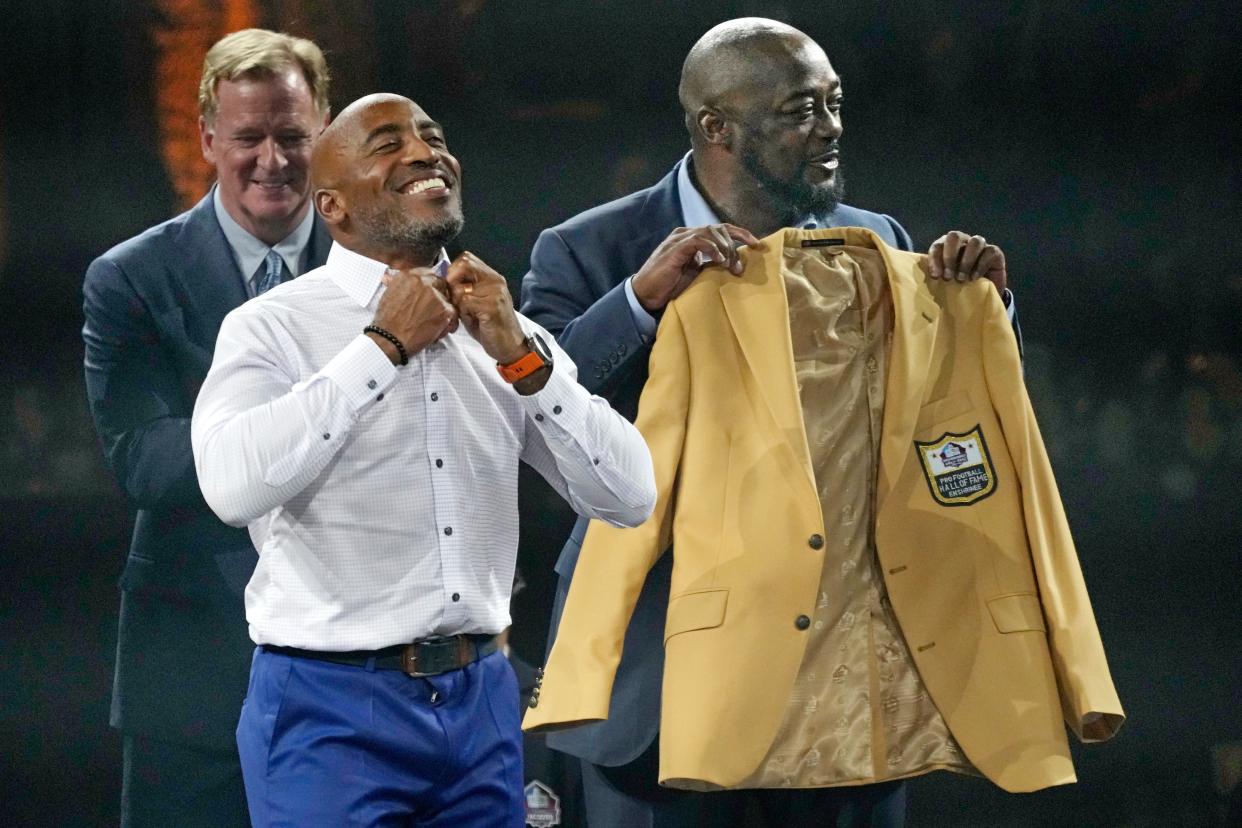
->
[981, 289, 1124, 742]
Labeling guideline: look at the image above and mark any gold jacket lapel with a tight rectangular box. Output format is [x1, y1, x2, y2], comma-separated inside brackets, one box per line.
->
[878, 249, 940, 515]
[719, 240, 818, 504]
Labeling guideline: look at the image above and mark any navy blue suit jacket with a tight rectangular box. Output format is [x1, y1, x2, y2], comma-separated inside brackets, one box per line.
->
[519, 160, 912, 766]
[82, 191, 332, 749]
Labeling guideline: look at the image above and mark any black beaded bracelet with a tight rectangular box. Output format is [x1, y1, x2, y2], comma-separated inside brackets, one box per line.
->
[364, 324, 408, 366]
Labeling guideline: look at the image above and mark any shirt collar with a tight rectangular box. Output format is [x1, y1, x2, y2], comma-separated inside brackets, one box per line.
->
[326, 242, 451, 308]
[213, 186, 316, 283]
[675, 153, 721, 229]
[675, 151, 822, 230]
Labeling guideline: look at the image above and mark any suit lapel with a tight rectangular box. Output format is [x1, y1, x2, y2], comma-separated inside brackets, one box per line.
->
[637, 164, 683, 235]
[720, 240, 819, 500]
[170, 190, 249, 351]
[877, 248, 940, 513]
[169, 193, 333, 345]
[671, 161, 812, 484]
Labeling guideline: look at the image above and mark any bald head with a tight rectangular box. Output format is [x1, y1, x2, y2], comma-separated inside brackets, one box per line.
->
[678, 18, 827, 133]
[310, 92, 463, 266]
[312, 92, 415, 191]
[674, 19, 845, 236]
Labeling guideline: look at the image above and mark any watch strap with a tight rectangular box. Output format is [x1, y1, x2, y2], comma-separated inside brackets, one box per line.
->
[497, 336, 548, 383]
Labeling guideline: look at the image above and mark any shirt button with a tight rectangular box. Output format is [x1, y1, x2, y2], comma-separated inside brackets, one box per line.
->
[618, 343, 628, 356]
[609, 353, 620, 365]
[451, 592, 460, 602]
[322, 433, 330, 440]
[552, 405, 562, 415]
[795, 615, 811, 630]
[367, 379, 377, 390]
[430, 392, 439, 401]
[376, 393, 384, 401]
[866, 357, 878, 373]
[443, 526, 453, 536]
[535, 413, 544, 422]
[808, 534, 825, 550]
[435, 459, 443, 468]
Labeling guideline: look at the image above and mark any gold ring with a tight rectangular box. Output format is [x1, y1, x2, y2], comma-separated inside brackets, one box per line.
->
[463, 284, 474, 295]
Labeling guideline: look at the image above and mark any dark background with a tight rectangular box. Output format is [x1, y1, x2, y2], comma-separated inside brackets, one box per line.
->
[1, 1, 1240, 825]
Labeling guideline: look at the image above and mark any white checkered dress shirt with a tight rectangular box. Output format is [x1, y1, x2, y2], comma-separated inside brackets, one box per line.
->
[192, 242, 656, 650]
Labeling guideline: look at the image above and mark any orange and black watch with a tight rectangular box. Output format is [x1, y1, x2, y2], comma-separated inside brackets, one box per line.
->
[497, 333, 553, 383]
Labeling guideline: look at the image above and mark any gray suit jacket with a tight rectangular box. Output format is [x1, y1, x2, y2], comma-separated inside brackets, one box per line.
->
[82, 191, 332, 749]
[519, 159, 912, 766]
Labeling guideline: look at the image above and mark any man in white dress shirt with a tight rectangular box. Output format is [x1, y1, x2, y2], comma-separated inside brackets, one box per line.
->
[191, 92, 656, 828]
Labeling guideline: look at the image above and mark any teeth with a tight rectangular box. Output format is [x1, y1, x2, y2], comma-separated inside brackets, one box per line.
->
[406, 177, 446, 194]
[819, 158, 839, 170]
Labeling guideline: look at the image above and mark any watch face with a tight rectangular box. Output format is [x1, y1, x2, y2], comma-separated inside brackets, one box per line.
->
[529, 333, 553, 364]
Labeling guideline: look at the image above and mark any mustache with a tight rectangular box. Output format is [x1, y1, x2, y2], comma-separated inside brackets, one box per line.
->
[807, 141, 842, 164]
[396, 163, 458, 191]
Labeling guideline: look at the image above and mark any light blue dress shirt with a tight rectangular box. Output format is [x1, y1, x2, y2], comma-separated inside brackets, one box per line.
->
[213, 187, 316, 297]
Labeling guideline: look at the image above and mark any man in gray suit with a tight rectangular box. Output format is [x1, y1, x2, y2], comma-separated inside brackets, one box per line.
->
[520, 18, 1014, 827]
[82, 29, 331, 827]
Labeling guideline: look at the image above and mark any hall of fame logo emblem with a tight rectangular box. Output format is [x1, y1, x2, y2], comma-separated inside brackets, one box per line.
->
[524, 779, 562, 827]
[914, 425, 997, 506]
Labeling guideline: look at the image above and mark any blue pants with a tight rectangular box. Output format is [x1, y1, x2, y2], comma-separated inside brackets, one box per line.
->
[237, 646, 525, 827]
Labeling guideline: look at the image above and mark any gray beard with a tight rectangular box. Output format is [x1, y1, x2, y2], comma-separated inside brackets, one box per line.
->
[739, 142, 845, 224]
[356, 200, 465, 258]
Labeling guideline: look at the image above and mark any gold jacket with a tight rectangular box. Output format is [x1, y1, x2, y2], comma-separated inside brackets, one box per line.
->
[524, 227, 1124, 793]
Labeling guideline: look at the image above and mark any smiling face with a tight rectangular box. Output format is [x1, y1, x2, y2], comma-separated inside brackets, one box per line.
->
[314, 96, 464, 266]
[200, 68, 326, 245]
[730, 40, 845, 221]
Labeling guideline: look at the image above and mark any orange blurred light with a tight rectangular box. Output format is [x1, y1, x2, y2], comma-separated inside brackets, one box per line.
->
[153, 0, 259, 212]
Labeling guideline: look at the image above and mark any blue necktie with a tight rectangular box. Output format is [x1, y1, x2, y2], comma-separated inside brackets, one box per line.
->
[256, 249, 285, 296]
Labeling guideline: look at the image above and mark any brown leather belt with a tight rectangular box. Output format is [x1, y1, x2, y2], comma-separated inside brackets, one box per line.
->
[264, 633, 498, 677]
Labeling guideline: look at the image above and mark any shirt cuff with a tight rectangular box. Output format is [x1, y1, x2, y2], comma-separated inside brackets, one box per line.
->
[317, 333, 399, 411]
[1002, 288, 1016, 321]
[624, 276, 658, 342]
[517, 366, 591, 440]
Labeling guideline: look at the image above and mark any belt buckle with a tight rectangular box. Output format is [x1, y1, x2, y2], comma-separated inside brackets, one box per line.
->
[401, 642, 430, 677]
[400, 635, 476, 677]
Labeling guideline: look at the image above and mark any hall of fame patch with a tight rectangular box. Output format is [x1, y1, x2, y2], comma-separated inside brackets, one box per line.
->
[524, 780, 562, 827]
[914, 425, 997, 506]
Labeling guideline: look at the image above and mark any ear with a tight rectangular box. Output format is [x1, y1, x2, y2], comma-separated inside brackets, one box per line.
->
[696, 107, 732, 148]
[314, 188, 346, 227]
[199, 115, 216, 165]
